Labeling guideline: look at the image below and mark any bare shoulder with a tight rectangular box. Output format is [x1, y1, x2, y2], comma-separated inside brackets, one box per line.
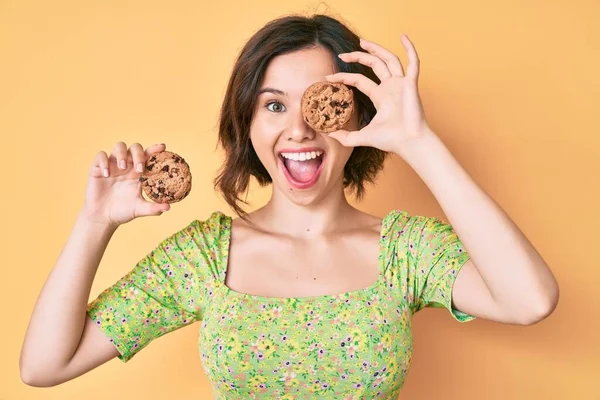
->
[230, 212, 264, 242]
[228, 212, 278, 259]
[335, 210, 384, 243]
[356, 210, 384, 234]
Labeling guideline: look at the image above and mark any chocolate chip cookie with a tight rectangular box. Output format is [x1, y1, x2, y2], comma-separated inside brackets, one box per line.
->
[301, 81, 355, 133]
[139, 150, 192, 204]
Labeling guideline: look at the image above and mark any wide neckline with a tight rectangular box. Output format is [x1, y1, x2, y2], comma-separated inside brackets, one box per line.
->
[217, 210, 398, 302]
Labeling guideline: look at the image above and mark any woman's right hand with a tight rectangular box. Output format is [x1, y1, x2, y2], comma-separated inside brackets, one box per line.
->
[80, 142, 171, 228]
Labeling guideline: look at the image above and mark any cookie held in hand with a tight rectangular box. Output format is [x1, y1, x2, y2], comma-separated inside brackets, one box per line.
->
[301, 82, 354, 133]
[139, 150, 192, 204]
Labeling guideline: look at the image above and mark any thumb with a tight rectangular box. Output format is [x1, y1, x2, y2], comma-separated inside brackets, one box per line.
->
[327, 129, 364, 148]
[135, 199, 171, 217]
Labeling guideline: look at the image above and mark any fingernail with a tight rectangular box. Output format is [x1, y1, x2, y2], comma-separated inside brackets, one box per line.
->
[103, 168, 109, 177]
[136, 163, 144, 172]
[119, 160, 126, 169]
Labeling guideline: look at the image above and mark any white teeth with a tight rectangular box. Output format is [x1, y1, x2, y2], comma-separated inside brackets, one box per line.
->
[280, 151, 323, 161]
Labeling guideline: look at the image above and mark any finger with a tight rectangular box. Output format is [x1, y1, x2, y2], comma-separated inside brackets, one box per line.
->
[135, 198, 170, 217]
[112, 141, 129, 170]
[144, 143, 166, 157]
[128, 142, 145, 173]
[136, 143, 167, 172]
[359, 38, 405, 77]
[327, 128, 370, 148]
[324, 72, 378, 100]
[338, 51, 392, 81]
[90, 151, 110, 178]
[400, 34, 420, 80]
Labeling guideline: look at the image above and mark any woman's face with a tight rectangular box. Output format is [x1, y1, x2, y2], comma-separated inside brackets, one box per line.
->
[250, 46, 359, 204]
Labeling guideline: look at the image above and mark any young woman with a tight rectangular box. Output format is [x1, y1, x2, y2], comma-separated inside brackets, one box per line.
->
[20, 14, 559, 399]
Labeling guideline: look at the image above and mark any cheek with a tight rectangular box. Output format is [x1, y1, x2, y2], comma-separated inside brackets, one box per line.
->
[249, 117, 281, 160]
[322, 134, 354, 165]
[251, 112, 286, 138]
[339, 147, 354, 166]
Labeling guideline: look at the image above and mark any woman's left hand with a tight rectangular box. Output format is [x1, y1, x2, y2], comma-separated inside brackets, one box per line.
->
[325, 34, 433, 155]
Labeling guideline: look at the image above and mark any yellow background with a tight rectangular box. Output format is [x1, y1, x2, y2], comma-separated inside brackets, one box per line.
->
[2, 0, 598, 398]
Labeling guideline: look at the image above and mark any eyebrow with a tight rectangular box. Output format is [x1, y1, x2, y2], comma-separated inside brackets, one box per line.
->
[258, 87, 288, 96]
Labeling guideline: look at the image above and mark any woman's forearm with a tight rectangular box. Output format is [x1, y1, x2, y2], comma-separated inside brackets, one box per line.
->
[20, 211, 118, 375]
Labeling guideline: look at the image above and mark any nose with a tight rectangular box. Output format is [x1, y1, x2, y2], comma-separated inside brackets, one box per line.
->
[285, 107, 316, 142]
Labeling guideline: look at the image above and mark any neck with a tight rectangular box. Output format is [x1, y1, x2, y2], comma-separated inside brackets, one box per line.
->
[256, 180, 356, 239]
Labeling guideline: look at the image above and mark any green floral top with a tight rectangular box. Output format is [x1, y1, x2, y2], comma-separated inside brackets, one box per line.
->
[87, 209, 474, 399]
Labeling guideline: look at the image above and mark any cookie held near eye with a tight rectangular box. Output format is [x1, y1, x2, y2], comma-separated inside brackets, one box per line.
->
[301, 81, 355, 133]
[139, 150, 192, 204]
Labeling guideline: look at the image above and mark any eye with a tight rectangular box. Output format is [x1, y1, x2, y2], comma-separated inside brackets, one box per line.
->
[266, 101, 286, 113]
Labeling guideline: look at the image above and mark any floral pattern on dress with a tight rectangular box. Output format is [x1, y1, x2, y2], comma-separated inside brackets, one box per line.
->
[87, 209, 474, 399]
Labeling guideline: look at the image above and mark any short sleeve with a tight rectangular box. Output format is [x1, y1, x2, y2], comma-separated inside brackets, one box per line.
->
[405, 214, 475, 323]
[86, 218, 213, 363]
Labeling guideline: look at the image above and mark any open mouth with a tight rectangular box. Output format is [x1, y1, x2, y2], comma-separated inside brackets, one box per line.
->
[278, 151, 325, 189]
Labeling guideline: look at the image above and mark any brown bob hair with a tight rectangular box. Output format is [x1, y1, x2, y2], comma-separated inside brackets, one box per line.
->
[213, 14, 391, 219]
